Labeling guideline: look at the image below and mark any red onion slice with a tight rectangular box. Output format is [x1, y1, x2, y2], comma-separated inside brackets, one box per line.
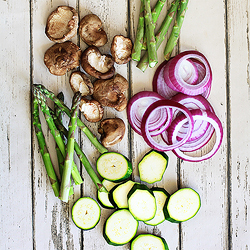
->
[163, 50, 212, 96]
[127, 91, 171, 136]
[172, 109, 223, 162]
[141, 100, 194, 151]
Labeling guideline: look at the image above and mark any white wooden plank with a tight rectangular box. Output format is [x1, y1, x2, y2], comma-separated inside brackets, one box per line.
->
[0, 0, 33, 249]
[32, 0, 82, 249]
[179, 0, 228, 249]
[227, 0, 250, 248]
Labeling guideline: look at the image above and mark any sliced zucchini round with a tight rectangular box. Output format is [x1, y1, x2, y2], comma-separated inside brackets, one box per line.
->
[103, 209, 139, 246]
[128, 183, 156, 221]
[138, 150, 168, 184]
[96, 152, 132, 182]
[72, 197, 101, 230]
[164, 188, 201, 223]
[131, 234, 169, 250]
[97, 179, 121, 209]
[110, 180, 136, 209]
[145, 187, 170, 226]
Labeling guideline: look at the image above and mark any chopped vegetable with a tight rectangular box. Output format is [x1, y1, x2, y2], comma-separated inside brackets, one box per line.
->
[104, 209, 138, 246]
[128, 183, 156, 221]
[96, 152, 132, 182]
[164, 188, 201, 222]
[97, 180, 121, 209]
[131, 234, 169, 250]
[72, 197, 101, 230]
[110, 180, 136, 209]
[138, 150, 168, 184]
[145, 187, 170, 226]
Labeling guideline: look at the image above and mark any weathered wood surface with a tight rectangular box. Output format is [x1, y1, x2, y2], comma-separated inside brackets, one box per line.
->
[0, 0, 249, 249]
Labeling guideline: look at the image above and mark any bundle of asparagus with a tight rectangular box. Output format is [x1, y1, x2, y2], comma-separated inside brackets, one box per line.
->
[32, 84, 108, 203]
[132, 0, 189, 72]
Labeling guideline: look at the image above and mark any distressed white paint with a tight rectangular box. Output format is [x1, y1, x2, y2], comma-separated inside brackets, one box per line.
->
[0, 0, 250, 249]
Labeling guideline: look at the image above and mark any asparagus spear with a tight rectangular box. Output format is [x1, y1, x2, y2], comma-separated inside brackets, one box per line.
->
[144, 0, 158, 68]
[164, 0, 188, 60]
[33, 87, 83, 185]
[131, 0, 145, 61]
[32, 96, 60, 197]
[137, 0, 180, 72]
[60, 92, 81, 202]
[33, 84, 108, 154]
[142, 0, 167, 51]
[51, 110, 108, 193]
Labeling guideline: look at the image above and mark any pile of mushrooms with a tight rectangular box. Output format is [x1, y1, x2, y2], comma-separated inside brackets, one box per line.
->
[44, 6, 133, 147]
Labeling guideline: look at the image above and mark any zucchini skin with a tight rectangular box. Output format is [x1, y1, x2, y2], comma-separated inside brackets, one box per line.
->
[138, 150, 169, 184]
[96, 152, 133, 182]
[163, 188, 201, 223]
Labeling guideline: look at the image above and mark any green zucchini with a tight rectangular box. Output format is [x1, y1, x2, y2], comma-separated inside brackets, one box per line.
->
[109, 180, 136, 209]
[145, 187, 170, 226]
[131, 234, 169, 250]
[97, 179, 121, 209]
[138, 150, 168, 184]
[164, 188, 201, 223]
[103, 209, 139, 246]
[96, 152, 132, 182]
[72, 197, 101, 230]
[128, 183, 156, 221]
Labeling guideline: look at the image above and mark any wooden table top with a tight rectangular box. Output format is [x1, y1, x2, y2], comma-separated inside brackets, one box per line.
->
[1, 0, 249, 249]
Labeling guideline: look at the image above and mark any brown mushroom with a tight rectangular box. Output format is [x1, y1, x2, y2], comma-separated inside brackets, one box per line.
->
[92, 74, 129, 111]
[98, 118, 126, 147]
[79, 14, 107, 47]
[69, 71, 93, 96]
[45, 6, 78, 43]
[79, 97, 104, 122]
[81, 46, 115, 79]
[44, 41, 81, 76]
[110, 35, 133, 64]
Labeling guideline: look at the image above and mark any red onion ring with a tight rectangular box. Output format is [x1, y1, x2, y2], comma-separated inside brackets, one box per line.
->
[127, 91, 172, 136]
[141, 100, 194, 151]
[171, 109, 223, 162]
[163, 50, 212, 96]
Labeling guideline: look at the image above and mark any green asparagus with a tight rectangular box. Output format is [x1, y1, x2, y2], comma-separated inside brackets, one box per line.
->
[137, 0, 180, 71]
[144, 0, 158, 67]
[33, 87, 83, 185]
[164, 0, 188, 60]
[32, 96, 60, 197]
[51, 111, 108, 193]
[131, 0, 145, 61]
[33, 84, 108, 154]
[60, 92, 81, 202]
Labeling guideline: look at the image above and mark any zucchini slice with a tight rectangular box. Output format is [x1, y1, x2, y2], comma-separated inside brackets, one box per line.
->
[138, 150, 168, 184]
[128, 183, 156, 221]
[131, 234, 169, 250]
[104, 209, 139, 246]
[110, 180, 136, 209]
[72, 197, 101, 230]
[97, 179, 121, 209]
[164, 188, 201, 223]
[145, 187, 170, 226]
[96, 152, 132, 182]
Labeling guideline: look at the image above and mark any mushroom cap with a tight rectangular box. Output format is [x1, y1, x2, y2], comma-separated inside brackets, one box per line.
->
[45, 6, 79, 43]
[98, 118, 126, 147]
[79, 14, 108, 47]
[79, 97, 104, 122]
[92, 74, 129, 111]
[81, 46, 115, 79]
[69, 71, 93, 96]
[44, 41, 81, 76]
[110, 35, 133, 64]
